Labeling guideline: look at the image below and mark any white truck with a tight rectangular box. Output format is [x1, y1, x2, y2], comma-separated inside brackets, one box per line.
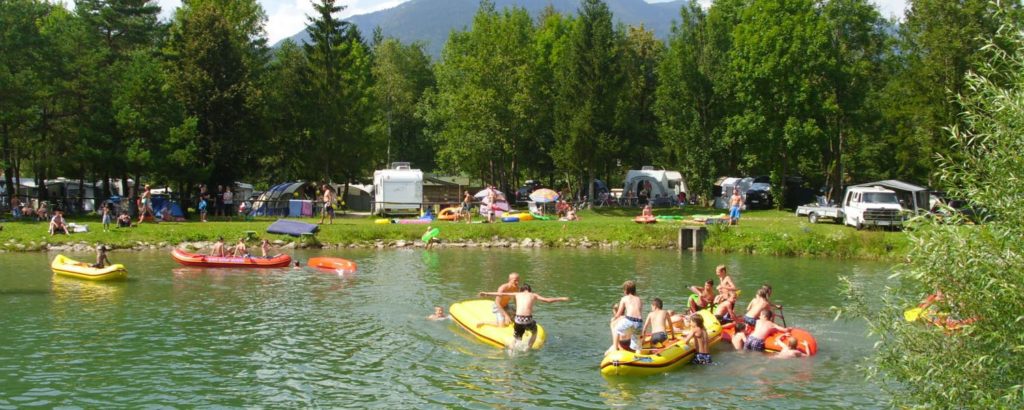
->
[796, 186, 906, 229]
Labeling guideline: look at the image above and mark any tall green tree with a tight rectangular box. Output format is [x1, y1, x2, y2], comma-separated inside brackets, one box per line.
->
[303, 0, 379, 190]
[0, 0, 51, 201]
[729, 0, 828, 206]
[421, 1, 537, 190]
[262, 40, 312, 182]
[616, 25, 662, 172]
[165, 1, 265, 188]
[654, 2, 729, 201]
[884, 0, 1010, 184]
[372, 38, 434, 170]
[552, 0, 622, 200]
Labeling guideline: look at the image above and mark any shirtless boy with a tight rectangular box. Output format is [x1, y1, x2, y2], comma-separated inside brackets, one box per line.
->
[427, 306, 447, 321]
[233, 238, 248, 257]
[683, 315, 712, 365]
[641, 298, 674, 352]
[478, 283, 570, 347]
[211, 237, 226, 257]
[688, 280, 715, 313]
[610, 280, 644, 354]
[744, 310, 790, 352]
[714, 291, 738, 324]
[774, 337, 809, 358]
[714, 265, 737, 299]
[742, 287, 774, 327]
[729, 188, 743, 225]
[319, 184, 335, 225]
[476, 273, 520, 328]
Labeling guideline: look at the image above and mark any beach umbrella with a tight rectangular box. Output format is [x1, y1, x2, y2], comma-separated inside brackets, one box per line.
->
[529, 188, 559, 203]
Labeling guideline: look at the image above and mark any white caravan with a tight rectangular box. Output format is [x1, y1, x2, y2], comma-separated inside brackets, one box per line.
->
[623, 166, 689, 203]
[373, 162, 423, 216]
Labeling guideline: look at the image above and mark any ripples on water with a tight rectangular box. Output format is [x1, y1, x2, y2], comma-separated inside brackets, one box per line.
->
[0, 250, 889, 408]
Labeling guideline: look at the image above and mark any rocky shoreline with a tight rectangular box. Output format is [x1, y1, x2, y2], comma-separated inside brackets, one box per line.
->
[4, 237, 672, 253]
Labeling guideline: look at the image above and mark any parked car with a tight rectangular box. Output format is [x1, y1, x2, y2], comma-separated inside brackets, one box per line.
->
[745, 176, 774, 209]
[516, 180, 543, 202]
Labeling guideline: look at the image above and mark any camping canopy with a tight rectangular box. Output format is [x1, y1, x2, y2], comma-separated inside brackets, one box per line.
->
[851, 180, 930, 213]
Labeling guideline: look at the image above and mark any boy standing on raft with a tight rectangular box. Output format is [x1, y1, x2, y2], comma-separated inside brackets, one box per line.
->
[478, 284, 570, 348]
[476, 273, 520, 328]
[610, 280, 644, 354]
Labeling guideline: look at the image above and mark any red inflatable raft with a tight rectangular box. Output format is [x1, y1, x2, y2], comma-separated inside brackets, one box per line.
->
[634, 215, 657, 224]
[721, 322, 818, 355]
[171, 248, 292, 268]
[307, 257, 358, 273]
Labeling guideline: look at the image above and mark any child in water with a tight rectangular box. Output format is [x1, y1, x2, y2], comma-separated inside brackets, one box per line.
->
[427, 306, 447, 321]
[774, 337, 809, 359]
[683, 315, 712, 365]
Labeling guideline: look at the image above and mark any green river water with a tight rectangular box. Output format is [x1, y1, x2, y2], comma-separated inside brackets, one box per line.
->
[0, 249, 891, 408]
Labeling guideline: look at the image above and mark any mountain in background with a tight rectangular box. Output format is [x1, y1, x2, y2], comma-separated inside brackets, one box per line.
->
[278, 0, 687, 57]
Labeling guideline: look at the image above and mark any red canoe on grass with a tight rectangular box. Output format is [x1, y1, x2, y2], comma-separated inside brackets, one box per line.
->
[307, 257, 357, 273]
[171, 248, 292, 268]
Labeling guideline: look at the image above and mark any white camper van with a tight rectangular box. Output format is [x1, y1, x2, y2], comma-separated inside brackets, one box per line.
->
[623, 166, 689, 205]
[373, 162, 423, 215]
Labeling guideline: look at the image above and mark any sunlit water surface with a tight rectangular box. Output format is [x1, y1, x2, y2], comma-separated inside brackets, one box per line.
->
[0, 249, 891, 408]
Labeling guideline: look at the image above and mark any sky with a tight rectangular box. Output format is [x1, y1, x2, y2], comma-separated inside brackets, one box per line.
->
[153, 0, 911, 44]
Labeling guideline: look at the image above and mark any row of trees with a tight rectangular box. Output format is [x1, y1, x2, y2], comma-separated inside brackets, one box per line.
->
[0, 0, 1017, 208]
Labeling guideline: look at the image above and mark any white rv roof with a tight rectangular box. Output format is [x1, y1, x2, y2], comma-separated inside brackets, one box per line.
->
[851, 186, 896, 193]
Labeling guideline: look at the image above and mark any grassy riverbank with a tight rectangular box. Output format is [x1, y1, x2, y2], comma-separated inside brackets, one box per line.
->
[0, 207, 908, 259]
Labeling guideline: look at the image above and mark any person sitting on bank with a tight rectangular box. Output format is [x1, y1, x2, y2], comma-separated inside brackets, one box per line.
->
[641, 204, 653, 218]
[36, 204, 49, 222]
[92, 245, 111, 268]
[117, 211, 132, 228]
[49, 210, 69, 235]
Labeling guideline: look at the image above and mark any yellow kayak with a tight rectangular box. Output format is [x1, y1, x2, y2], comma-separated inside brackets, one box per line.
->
[600, 309, 722, 377]
[50, 254, 127, 281]
[449, 299, 546, 349]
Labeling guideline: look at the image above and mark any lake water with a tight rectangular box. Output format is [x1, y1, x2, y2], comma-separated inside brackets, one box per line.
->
[0, 249, 891, 408]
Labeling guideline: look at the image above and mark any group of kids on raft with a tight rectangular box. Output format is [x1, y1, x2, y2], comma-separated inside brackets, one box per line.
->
[427, 266, 806, 362]
[607, 265, 808, 365]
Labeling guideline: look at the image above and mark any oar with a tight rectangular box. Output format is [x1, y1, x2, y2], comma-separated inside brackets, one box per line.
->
[776, 305, 788, 327]
[904, 307, 924, 322]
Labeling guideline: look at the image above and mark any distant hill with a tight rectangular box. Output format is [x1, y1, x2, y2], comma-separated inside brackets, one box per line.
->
[277, 0, 688, 57]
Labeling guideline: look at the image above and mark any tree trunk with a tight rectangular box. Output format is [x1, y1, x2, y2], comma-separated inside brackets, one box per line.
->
[77, 170, 85, 215]
[2, 122, 14, 204]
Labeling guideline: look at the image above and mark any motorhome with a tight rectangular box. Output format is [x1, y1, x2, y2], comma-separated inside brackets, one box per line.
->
[623, 167, 688, 206]
[373, 162, 423, 215]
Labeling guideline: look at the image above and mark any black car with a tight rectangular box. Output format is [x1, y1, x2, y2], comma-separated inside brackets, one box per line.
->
[516, 180, 543, 202]
[745, 182, 774, 209]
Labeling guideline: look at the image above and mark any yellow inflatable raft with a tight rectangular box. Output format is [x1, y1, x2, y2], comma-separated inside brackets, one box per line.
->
[600, 309, 722, 377]
[50, 254, 127, 281]
[449, 299, 546, 349]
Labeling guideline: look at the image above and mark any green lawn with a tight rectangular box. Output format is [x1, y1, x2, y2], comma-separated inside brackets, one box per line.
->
[0, 207, 908, 259]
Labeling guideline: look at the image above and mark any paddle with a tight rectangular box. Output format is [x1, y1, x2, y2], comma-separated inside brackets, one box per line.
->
[776, 305, 788, 327]
[904, 307, 925, 322]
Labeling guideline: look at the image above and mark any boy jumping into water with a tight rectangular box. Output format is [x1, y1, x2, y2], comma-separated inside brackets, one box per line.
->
[610, 280, 644, 354]
[478, 284, 570, 347]
[641, 298, 675, 353]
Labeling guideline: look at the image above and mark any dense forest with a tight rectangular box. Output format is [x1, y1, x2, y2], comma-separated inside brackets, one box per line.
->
[1, 0, 1019, 207]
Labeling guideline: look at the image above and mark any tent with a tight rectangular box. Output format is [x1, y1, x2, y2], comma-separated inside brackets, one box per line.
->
[252, 182, 318, 217]
[851, 180, 930, 213]
[151, 195, 185, 218]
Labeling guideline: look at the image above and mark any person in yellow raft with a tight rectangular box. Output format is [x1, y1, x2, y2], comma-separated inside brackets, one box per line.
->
[476, 273, 520, 328]
[478, 284, 570, 348]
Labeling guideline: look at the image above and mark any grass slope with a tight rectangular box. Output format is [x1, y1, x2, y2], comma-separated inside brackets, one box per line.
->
[0, 207, 908, 260]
